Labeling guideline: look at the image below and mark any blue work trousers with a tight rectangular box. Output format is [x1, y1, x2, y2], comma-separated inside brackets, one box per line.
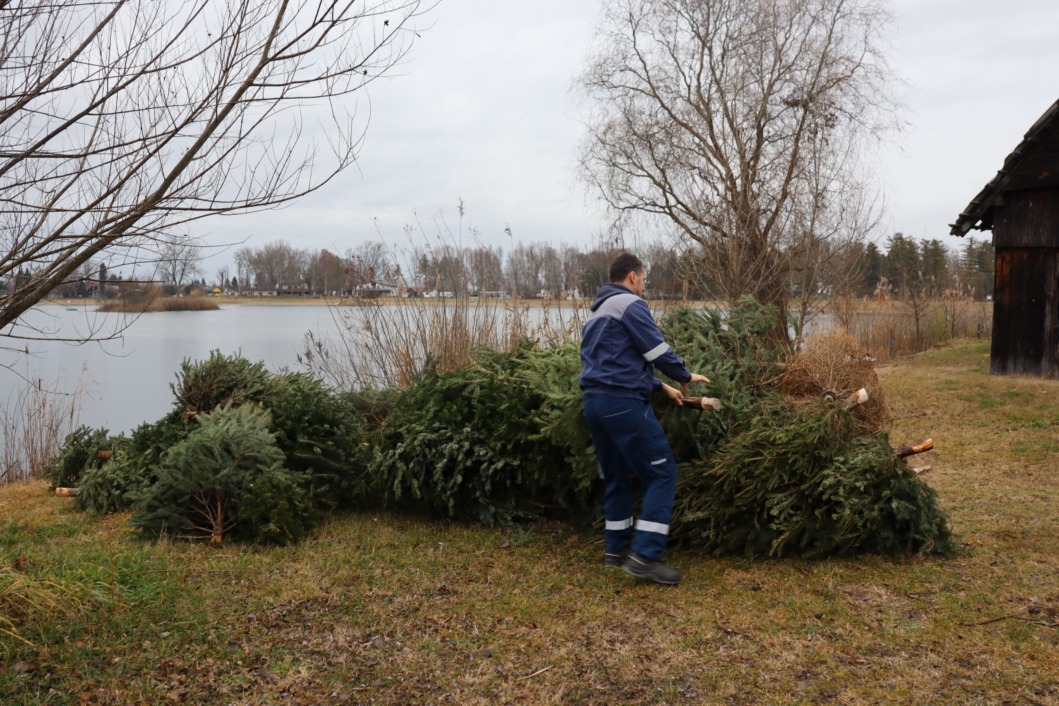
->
[583, 396, 678, 562]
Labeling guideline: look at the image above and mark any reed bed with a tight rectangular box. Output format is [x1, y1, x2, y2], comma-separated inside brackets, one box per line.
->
[0, 368, 83, 483]
[301, 295, 590, 389]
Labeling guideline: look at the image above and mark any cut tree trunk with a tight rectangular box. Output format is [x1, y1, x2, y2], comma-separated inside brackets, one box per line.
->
[895, 439, 934, 458]
[683, 396, 723, 411]
[844, 388, 869, 409]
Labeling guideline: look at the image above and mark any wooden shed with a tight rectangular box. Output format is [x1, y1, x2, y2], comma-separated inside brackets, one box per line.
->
[950, 99, 1059, 378]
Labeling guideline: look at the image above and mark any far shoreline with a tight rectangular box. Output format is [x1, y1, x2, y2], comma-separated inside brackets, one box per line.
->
[48, 295, 608, 309]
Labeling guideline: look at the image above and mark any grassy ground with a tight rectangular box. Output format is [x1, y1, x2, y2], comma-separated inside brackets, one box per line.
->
[2, 340, 1057, 705]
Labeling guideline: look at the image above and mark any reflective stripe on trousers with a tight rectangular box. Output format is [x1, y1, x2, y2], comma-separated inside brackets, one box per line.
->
[583, 396, 678, 562]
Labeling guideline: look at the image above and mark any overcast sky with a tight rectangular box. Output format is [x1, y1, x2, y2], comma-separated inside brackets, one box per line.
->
[204, 0, 1059, 272]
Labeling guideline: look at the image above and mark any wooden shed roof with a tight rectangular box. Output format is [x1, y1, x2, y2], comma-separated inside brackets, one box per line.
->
[950, 98, 1059, 236]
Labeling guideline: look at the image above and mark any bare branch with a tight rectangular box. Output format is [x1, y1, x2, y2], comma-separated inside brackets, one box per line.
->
[578, 0, 897, 332]
[1, 0, 430, 337]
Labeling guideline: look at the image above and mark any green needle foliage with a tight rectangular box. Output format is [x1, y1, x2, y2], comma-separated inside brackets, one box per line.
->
[63, 352, 383, 543]
[652, 299, 953, 556]
[77, 411, 190, 515]
[672, 399, 952, 557]
[131, 403, 310, 545]
[367, 344, 596, 526]
[263, 371, 367, 511]
[171, 350, 272, 415]
[42, 425, 113, 489]
[49, 302, 953, 557]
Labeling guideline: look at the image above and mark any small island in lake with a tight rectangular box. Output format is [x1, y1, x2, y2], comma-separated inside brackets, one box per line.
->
[96, 293, 219, 313]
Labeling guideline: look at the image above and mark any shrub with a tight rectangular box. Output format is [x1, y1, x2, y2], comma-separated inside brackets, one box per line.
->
[651, 299, 788, 465]
[53, 301, 954, 557]
[77, 446, 145, 515]
[264, 372, 368, 510]
[55, 351, 395, 542]
[671, 400, 954, 557]
[653, 300, 954, 557]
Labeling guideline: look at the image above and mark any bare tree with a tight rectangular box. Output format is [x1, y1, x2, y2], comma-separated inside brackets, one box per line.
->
[898, 272, 938, 352]
[575, 246, 621, 299]
[0, 0, 428, 333]
[432, 244, 465, 294]
[215, 265, 230, 292]
[346, 241, 395, 287]
[786, 130, 883, 339]
[305, 249, 345, 295]
[154, 237, 204, 294]
[465, 246, 504, 294]
[243, 241, 308, 291]
[579, 0, 894, 331]
[505, 244, 544, 299]
[539, 245, 563, 298]
[233, 247, 255, 294]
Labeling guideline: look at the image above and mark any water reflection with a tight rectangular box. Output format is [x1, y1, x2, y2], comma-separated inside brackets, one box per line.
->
[2, 304, 343, 434]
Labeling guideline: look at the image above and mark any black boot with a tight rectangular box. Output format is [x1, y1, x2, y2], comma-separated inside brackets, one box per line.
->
[622, 551, 682, 585]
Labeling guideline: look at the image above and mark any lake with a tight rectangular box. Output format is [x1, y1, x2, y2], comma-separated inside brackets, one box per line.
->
[2, 304, 346, 435]
[1, 301, 591, 436]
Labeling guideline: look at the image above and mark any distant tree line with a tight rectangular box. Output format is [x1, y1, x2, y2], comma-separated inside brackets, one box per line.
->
[857, 234, 995, 301]
[13, 233, 993, 305]
[223, 233, 995, 304]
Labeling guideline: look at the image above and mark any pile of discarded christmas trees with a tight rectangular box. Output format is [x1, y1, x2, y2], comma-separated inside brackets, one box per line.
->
[48, 298, 954, 557]
[657, 301, 949, 557]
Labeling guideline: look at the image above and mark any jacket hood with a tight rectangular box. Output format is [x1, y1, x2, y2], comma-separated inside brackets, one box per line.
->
[590, 283, 635, 312]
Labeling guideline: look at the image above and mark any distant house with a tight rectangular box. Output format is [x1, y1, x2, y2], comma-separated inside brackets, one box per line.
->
[352, 280, 398, 298]
[276, 281, 309, 296]
[950, 98, 1059, 378]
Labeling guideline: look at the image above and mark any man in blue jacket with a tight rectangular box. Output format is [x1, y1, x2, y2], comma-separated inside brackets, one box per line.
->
[580, 253, 709, 585]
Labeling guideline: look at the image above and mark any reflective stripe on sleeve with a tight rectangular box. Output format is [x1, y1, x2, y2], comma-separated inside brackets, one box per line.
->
[642, 342, 669, 362]
[605, 517, 634, 531]
[636, 519, 669, 535]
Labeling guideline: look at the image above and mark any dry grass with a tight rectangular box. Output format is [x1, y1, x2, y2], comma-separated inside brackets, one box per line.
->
[97, 292, 219, 313]
[827, 298, 992, 359]
[301, 295, 588, 389]
[2, 339, 1058, 704]
[0, 368, 83, 483]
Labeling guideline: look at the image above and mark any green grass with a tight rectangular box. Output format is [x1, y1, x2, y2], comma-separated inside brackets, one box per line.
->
[2, 338, 1058, 704]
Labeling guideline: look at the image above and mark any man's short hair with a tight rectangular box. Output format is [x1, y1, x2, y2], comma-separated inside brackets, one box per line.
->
[609, 253, 645, 283]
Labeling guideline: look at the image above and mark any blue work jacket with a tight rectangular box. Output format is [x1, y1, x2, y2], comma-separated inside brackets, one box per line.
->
[579, 283, 692, 400]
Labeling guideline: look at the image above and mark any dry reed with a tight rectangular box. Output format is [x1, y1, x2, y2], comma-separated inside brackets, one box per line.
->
[0, 367, 84, 483]
[301, 296, 588, 390]
[97, 295, 219, 313]
[826, 297, 991, 359]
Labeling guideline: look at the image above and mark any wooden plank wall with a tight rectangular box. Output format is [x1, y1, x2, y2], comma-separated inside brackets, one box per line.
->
[991, 248, 1059, 378]
[993, 190, 1059, 248]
